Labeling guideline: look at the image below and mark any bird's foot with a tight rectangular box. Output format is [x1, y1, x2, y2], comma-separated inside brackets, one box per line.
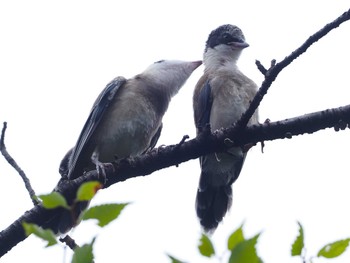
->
[95, 161, 108, 185]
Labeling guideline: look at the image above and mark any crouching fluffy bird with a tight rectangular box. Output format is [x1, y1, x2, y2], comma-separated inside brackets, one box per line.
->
[193, 24, 259, 233]
[45, 59, 202, 234]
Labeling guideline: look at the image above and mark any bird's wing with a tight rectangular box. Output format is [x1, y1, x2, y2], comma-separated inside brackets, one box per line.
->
[144, 123, 163, 153]
[68, 76, 127, 179]
[195, 79, 213, 129]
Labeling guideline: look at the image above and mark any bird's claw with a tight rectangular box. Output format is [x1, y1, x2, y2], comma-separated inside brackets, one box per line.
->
[95, 162, 108, 185]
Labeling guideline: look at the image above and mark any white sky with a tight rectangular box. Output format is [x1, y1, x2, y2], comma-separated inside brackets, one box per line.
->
[1, 1, 350, 262]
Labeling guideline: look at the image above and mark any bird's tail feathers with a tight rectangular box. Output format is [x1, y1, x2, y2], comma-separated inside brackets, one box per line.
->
[195, 184, 232, 233]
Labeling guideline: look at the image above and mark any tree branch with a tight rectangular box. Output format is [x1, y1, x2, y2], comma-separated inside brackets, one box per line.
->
[237, 7, 350, 130]
[1, 103, 350, 256]
[1, 7, 350, 258]
[104, 104, 350, 187]
[0, 122, 38, 206]
[59, 235, 79, 250]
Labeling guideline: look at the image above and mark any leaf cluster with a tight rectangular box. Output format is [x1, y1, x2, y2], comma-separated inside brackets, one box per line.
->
[291, 222, 350, 262]
[169, 224, 262, 263]
[22, 182, 129, 263]
[168, 222, 350, 263]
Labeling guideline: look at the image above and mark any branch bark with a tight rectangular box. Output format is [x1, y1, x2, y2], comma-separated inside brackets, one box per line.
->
[0, 122, 38, 206]
[1, 103, 349, 256]
[0, 7, 349, 258]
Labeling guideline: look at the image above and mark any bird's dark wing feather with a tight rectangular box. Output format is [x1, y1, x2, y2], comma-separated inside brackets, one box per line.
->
[68, 76, 127, 179]
[144, 123, 163, 153]
[196, 80, 213, 129]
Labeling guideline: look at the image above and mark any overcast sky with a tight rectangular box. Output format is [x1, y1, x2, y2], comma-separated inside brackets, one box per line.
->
[1, 1, 350, 263]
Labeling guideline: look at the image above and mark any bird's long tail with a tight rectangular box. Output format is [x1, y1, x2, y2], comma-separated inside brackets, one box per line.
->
[195, 184, 232, 233]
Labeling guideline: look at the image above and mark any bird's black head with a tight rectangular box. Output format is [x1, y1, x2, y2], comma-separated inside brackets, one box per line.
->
[205, 24, 248, 52]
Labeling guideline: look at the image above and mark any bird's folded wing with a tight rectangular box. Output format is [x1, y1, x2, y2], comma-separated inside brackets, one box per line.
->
[68, 76, 127, 179]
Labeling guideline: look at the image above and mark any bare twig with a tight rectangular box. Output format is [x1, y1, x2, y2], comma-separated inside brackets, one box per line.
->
[237, 8, 350, 130]
[1, 103, 350, 257]
[1, 7, 350, 258]
[178, 135, 189, 146]
[255, 60, 267, 75]
[0, 122, 38, 206]
[59, 235, 79, 250]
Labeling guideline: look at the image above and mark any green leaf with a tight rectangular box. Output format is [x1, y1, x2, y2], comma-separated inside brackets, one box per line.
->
[22, 222, 57, 247]
[71, 238, 95, 263]
[228, 224, 245, 250]
[198, 234, 215, 258]
[77, 181, 102, 201]
[229, 234, 263, 263]
[291, 221, 304, 256]
[166, 254, 187, 263]
[82, 203, 128, 227]
[317, 238, 350, 258]
[39, 192, 69, 209]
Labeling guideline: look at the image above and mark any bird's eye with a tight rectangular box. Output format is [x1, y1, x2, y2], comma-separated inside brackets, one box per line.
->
[154, 60, 165, 64]
[222, 33, 231, 39]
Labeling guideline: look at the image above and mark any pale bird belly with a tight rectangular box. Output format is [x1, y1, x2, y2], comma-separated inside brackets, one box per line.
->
[210, 103, 245, 131]
[96, 120, 153, 162]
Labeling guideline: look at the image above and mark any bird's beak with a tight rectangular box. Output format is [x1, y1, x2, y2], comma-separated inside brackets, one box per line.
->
[229, 41, 249, 49]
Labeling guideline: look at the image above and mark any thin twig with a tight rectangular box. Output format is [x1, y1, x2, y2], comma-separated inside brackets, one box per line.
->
[59, 235, 79, 250]
[0, 122, 39, 206]
[255, 60, 267, 75]
[1, 102, 350, 258]
[237, 8, 350, 130]
[1, 7, 350, 258]
[175, 135, 189, 149]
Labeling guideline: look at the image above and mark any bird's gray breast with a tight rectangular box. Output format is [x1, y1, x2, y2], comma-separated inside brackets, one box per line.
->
[209, 72, 258, 131]
[94, 83, 163, 161]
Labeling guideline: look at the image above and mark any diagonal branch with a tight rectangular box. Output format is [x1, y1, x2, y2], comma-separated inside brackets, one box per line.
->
[0, 7, 350, 259]
[104, 104, 350, 187]
[236, 8, 350, 130]
[1, 103, 350, 256]
[0, 122, 38, 206]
